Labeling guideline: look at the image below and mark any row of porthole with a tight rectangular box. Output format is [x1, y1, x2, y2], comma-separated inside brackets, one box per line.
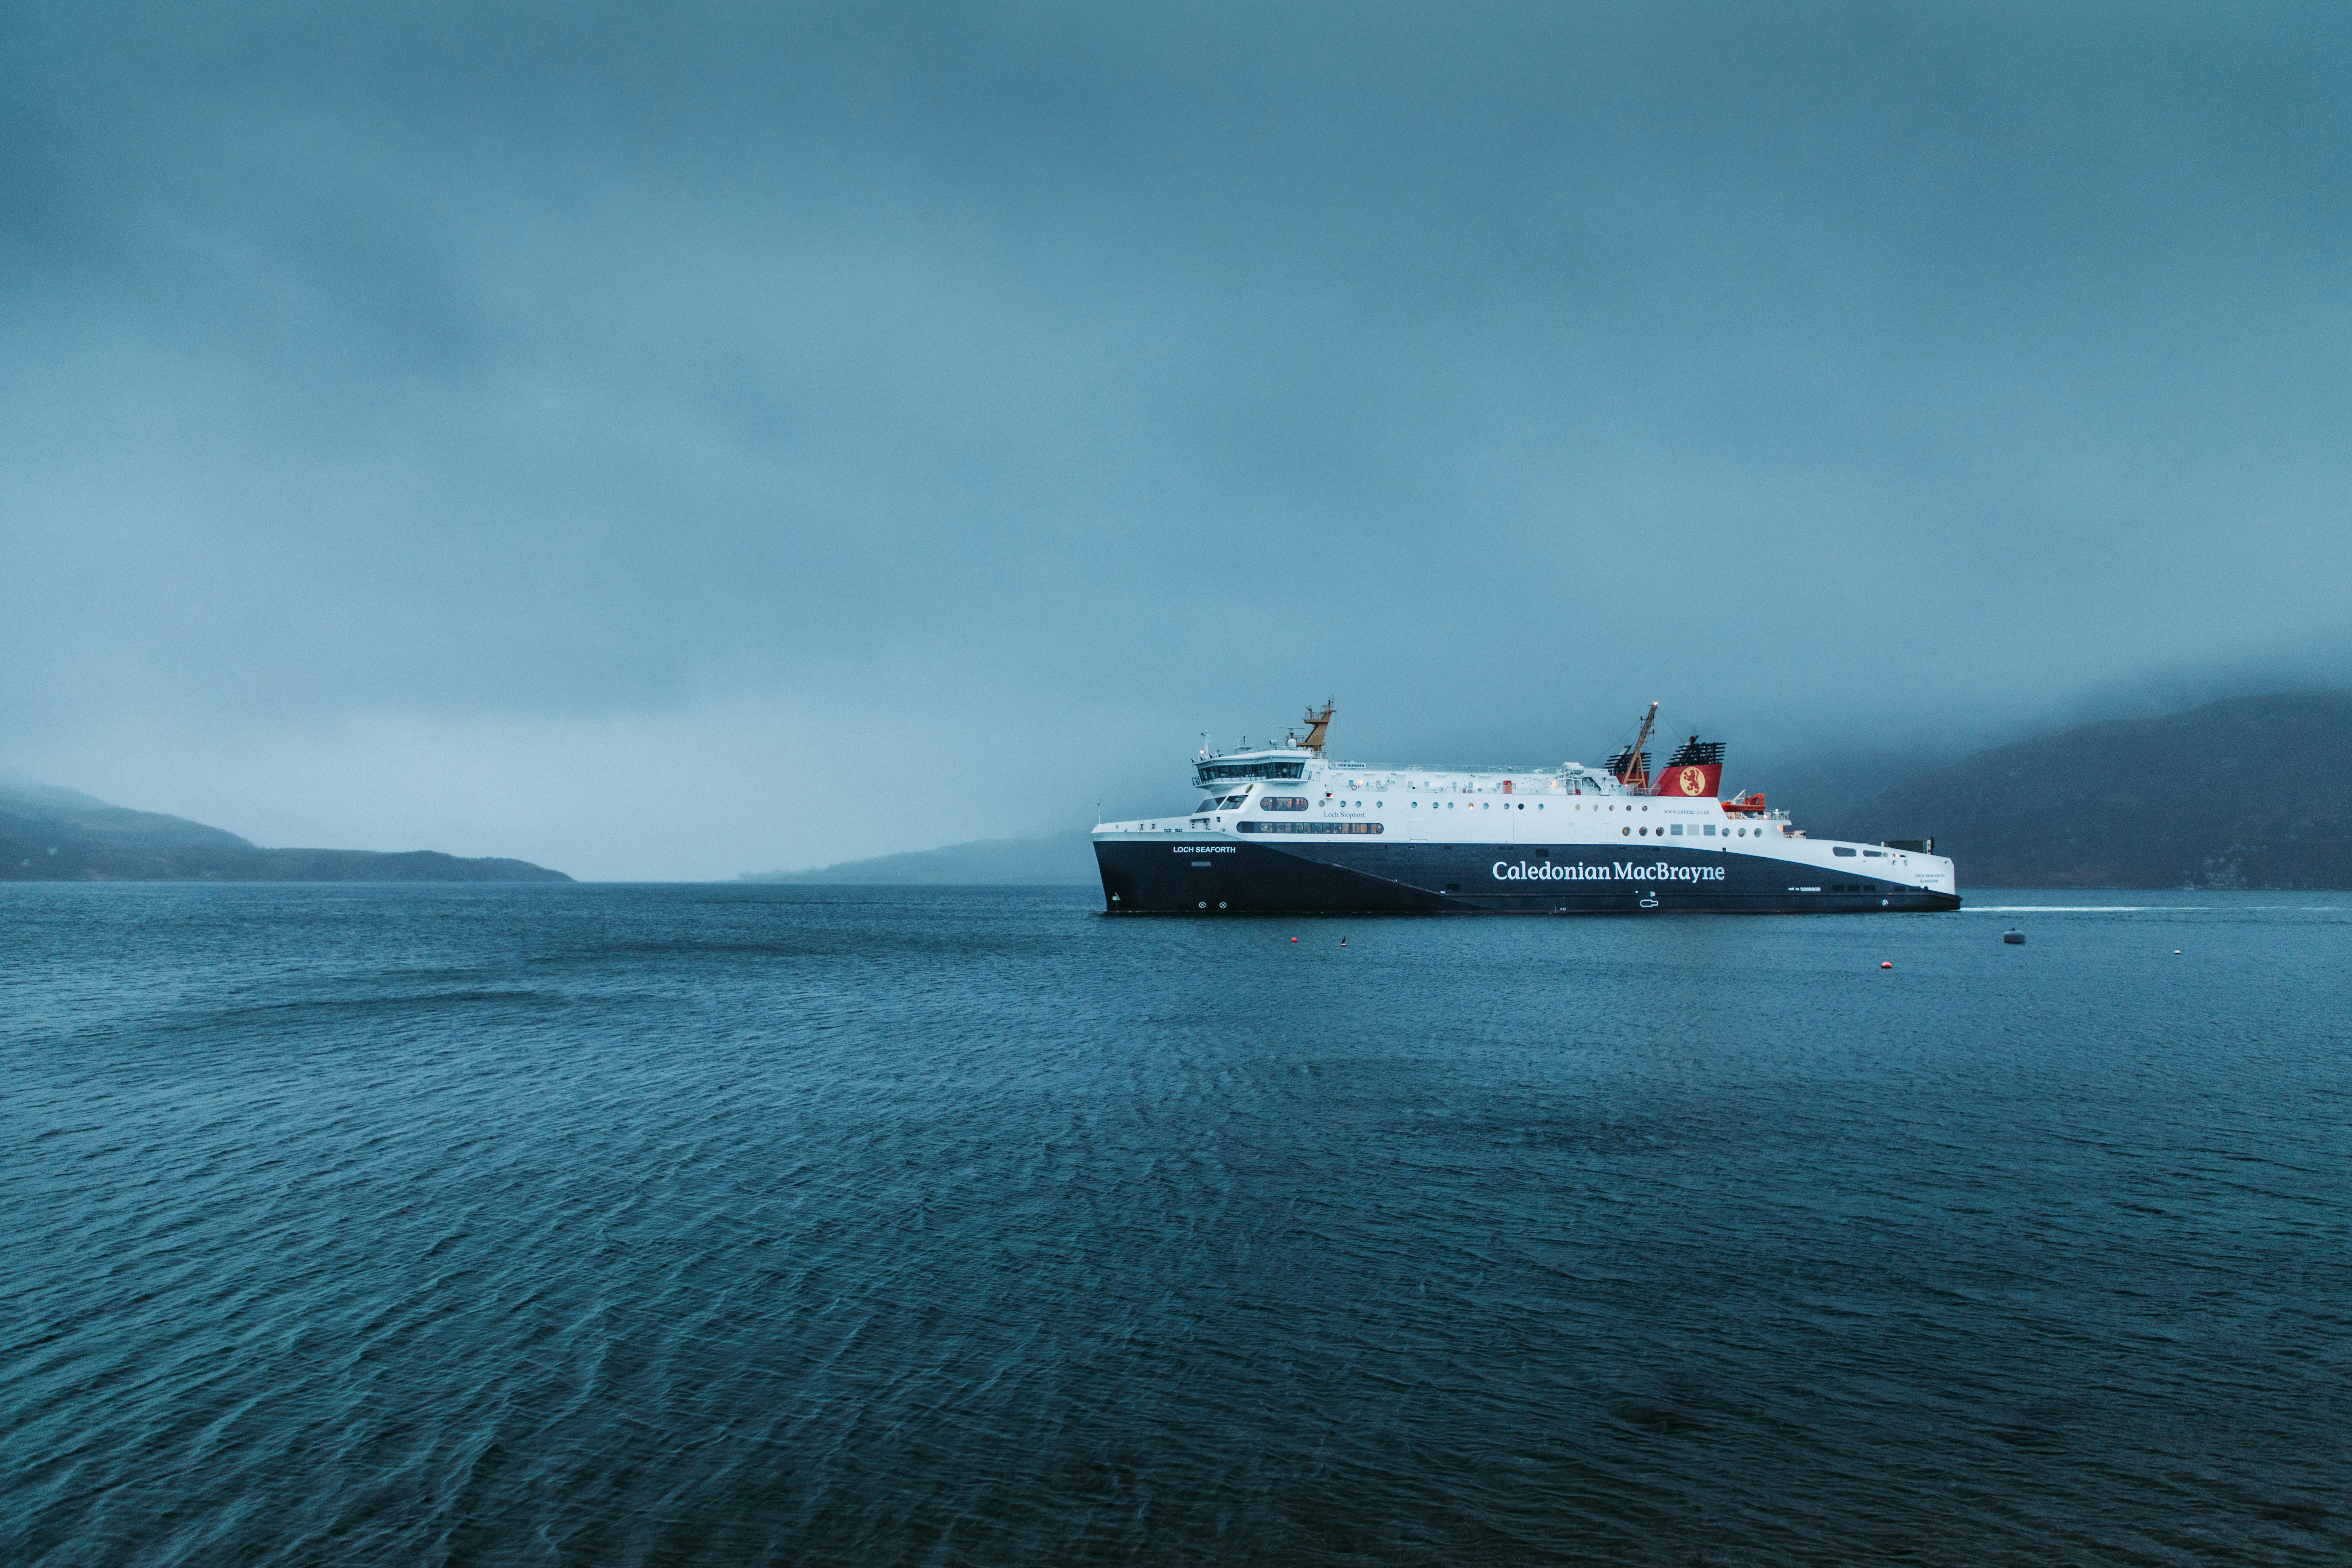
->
[1405, 801, 1540, 810]
[1316, 800, 1554, 810]
[1404, 800, 1665, 811]
[1335, 799, 1679, 814]
[1624, 825, 1769, 836]
[1222, 800, 1764, 830]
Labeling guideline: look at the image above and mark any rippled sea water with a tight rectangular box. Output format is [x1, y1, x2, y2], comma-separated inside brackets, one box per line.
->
[4, 884, 2347, 1567]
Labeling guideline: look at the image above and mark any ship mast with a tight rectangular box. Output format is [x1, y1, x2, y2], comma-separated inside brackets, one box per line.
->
[1613, 700, 1659, 789]
[1292, 700, 1336, 754]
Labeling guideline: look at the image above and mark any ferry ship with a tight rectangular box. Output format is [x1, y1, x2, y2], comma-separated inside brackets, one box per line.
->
[1092, 703, 1959, 915]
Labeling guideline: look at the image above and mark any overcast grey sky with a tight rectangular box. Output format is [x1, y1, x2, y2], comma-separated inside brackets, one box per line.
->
[5, 2, 2348, 877]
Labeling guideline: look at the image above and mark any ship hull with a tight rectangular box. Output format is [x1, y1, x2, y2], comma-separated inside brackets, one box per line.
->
[1094, 838, 1960, 915]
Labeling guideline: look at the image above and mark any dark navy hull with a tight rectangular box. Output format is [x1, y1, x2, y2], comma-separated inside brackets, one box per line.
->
[1094, 838, 1960, 915]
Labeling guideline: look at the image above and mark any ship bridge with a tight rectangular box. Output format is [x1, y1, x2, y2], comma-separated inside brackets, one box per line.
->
[1192, 748, 1314, 788]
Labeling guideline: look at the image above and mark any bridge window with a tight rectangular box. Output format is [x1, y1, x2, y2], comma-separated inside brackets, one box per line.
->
[1195, 760, 1307, 785]
[1833, 846, 1857, 857]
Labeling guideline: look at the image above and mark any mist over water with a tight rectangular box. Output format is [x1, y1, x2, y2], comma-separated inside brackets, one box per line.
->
[6, 884, 2346, 1565]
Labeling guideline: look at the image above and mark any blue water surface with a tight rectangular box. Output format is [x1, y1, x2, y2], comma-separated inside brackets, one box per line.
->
[3, 884, 2347, 1566]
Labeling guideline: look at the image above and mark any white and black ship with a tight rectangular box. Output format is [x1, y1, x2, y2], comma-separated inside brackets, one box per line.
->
[1092, 704, 1959, 916]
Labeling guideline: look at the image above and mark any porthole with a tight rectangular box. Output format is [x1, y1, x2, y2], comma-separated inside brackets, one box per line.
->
[1621, 826, 1630, 836]
[1219, 902, 1228, 909]
[1197, 901, 1207, 909]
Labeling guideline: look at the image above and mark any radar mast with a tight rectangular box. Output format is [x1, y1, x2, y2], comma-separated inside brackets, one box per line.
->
[1289, 701, 1337, 754]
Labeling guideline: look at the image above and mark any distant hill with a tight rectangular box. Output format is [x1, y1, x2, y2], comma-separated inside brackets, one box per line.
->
[744, 830, 1096, 885]
[1815, 692, 2352, 889]
[0, 783, 572, 882]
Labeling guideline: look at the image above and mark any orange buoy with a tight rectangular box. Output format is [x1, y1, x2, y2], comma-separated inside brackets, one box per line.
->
[1880, 961, 1893, 969]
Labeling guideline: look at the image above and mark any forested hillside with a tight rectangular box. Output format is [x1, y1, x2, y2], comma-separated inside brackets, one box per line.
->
[1818, 693, 2352, 889]
[1, 784, 572, 882]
